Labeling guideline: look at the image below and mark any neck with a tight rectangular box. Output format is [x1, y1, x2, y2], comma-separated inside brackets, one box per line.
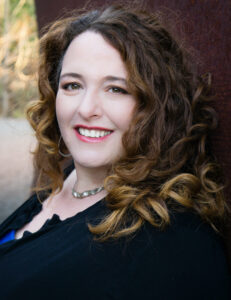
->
[73, 163, 108, 193]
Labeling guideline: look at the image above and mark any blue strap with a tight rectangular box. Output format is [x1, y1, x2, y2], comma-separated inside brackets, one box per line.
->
[0, 230, 15, 245]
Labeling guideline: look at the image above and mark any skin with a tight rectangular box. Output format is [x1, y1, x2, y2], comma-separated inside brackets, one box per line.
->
[15, 31, 136, 238]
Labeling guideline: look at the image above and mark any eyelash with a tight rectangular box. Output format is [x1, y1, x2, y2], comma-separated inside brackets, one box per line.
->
[108, 86, 129, 95]
[61, 82, 81, 91]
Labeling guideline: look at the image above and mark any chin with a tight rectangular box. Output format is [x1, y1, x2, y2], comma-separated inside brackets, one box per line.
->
[73, 156, 111, 170]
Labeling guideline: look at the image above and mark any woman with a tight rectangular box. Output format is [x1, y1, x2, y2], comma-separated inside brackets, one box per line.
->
[0, 4, 230, 299]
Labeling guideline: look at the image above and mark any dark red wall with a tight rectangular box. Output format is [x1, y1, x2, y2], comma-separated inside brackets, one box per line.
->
[35, 0, 231, 266]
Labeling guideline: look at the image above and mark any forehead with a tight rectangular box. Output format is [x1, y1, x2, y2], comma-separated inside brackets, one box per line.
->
[61, 31, 128, 78]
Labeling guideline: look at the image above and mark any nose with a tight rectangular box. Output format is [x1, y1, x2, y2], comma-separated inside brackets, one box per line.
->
[77, 89, 102, 120]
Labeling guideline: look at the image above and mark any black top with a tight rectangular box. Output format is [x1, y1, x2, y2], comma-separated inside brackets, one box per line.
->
[0, 177, 230, 299]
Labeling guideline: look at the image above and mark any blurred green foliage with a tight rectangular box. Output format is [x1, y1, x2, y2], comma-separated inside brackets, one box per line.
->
[9, 0, 35, 17]
[0, 0, 39, 118]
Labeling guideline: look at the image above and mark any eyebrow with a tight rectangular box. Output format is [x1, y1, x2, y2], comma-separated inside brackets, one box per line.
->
[60, 73, 82, 80]
[104, 75, 127, 84]
[59, 73, 127, 84]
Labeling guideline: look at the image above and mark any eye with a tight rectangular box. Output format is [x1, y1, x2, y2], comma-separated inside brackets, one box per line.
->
[108, 86, 129, 95]
[61, 82, 81, 91]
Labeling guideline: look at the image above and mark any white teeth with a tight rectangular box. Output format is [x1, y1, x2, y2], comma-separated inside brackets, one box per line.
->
[78, 128, 111, 138]
[100, 131, 105, 137]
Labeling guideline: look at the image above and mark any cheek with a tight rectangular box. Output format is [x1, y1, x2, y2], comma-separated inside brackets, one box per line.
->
[109, 102, 136, 131]
[55, 95, 73, 126]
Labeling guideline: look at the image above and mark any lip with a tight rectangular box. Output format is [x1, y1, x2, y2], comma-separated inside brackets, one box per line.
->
[74, 124, 113, 143]
[74, 124, 113, 131]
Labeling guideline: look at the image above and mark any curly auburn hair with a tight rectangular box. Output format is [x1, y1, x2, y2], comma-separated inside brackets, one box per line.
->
[27, 3, 227, 241]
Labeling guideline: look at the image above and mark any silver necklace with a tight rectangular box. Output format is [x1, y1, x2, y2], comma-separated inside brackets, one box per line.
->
[72, 185, 104, 199]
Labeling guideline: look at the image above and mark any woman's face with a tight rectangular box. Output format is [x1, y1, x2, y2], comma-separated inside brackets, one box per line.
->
[56, 31, 136, 171]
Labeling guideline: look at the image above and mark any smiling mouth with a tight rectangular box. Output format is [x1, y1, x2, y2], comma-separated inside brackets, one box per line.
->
[76, 127, 113, 138]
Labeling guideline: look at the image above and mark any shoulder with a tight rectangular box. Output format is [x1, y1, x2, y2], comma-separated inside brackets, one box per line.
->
[118, 211, 231, 299]
[129, 210, 225, 255]
[142, 211, 228, 275]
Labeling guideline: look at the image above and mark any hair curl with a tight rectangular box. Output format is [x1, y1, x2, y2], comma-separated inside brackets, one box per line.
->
[27, 3, 227, 241]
